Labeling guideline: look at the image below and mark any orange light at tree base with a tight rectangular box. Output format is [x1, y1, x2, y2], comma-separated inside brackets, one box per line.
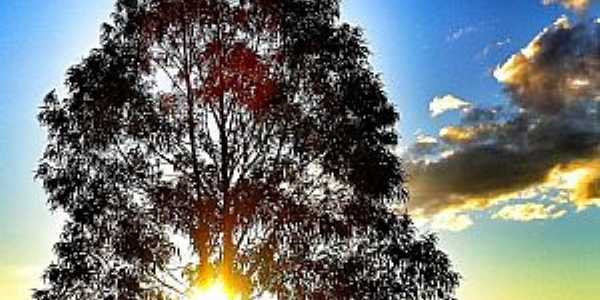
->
[186, 275, 242, 300]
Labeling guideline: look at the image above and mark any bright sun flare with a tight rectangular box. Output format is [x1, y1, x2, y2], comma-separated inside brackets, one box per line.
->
[187, 277, 240, 300]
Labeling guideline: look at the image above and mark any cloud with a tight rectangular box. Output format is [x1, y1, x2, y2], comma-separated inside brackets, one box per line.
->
[492, 203, 567, 221]
[406, 133, 440, 159]
[494, 17, 600, 114]
[439, 124, 497, 144]
[416, 134, 438, 145]
[430, 212, 474, 232]
[481, 37, 512, 57]
[429, 95, 472, 117]
[543, 0, 592, 13]
[462, 106, 502, 124]
[406, 103, 600, 218]
[411, 210, 474, 232]
[447, 26, 476, 42]
[439, 126, 478, 144]
[546, 159, 600, 208]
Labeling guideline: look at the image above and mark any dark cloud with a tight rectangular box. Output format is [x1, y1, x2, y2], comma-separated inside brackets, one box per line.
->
[413, 135, 438, 152]
[462, 106, 502, 124]
[407, 102, 600, 216]
[495, 17, 600, 114]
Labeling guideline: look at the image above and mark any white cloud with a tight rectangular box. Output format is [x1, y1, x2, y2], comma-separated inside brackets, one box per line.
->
[429, 95, 472, 117]
[492, 203, 567, 222]
[447, 26, 476, 42]
[430, 212, 474, 232]
[481, 37, 511, 57]
[415, 134, 438, 145]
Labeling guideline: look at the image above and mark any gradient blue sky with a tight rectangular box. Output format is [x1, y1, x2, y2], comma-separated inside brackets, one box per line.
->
[1, 1, 599, 299]
[0, 1, 115, 298]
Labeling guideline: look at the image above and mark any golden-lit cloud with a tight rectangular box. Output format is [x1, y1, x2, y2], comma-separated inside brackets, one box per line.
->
[492, 203, 567, 222]
[406, 106, 600, 223]
[543, 0, 591, 13]
[439, 126, 477, 143]
[494, 16, 600, 114]
[429, 94, 472, 117]
[494, 16, 569, 81]
[438, 124, 496, 144]
[546, 159, 600, 209]
[407, 147, 552, 218]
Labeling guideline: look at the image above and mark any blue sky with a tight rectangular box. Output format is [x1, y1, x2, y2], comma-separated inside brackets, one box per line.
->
[2, 1, 600, 299]
[0, 1, 115, 298]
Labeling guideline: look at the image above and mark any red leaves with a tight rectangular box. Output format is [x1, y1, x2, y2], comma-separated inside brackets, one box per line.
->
[130, 1, 284, 114]
[201, 42, 277, 112]
[233, 7, 249, 26]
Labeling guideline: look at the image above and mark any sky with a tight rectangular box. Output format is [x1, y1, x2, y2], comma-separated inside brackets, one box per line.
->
[1, 1, 599, 300]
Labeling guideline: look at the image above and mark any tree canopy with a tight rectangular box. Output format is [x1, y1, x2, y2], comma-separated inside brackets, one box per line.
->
[35, 0, 459, 299]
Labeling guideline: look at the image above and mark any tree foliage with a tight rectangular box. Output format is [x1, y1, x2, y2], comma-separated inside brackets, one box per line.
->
[35, 0, 459, 299]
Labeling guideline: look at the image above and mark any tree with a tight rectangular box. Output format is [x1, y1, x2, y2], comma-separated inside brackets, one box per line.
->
[35, 0, 459, 299]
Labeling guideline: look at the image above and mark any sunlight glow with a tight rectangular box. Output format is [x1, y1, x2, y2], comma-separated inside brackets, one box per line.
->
[186, 277, 241, 300]
[546, 160, 600, 208]
[558, 168, 590, 190]
[548, 163, 593, 191]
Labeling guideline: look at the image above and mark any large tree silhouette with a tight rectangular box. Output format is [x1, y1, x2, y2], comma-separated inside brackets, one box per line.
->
[35, 0, 459, 299]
